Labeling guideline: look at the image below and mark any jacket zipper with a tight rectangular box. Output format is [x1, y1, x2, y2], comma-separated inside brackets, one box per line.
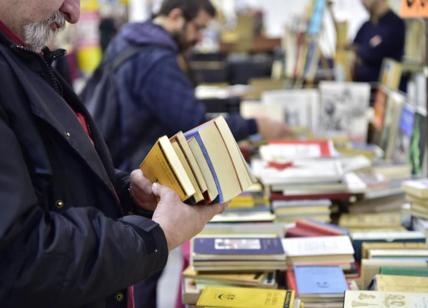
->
[11, 44, 65, 95]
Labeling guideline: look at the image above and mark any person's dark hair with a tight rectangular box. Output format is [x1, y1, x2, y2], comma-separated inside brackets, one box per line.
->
[157, 0, 217, 21]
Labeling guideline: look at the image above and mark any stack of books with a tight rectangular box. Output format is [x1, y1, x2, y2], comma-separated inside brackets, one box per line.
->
[357, 239, 428, 288]
[287, 266, 348, 308]
[352, 230, 426, 261]
[339, 212, 404, 232]
[182, 268, 277, 306]
[402, 178, 428, 220]
[272, 200, 332, 223]
[140, 116, 254, 204]
[185, 235, 287, 306]
[252, 140, 365, 203]
[191, 236, 287, 272]
[352, 163, 410, 200]
[281, 236, 355, 270]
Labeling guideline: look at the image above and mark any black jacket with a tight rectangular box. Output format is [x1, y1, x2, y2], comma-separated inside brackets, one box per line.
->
[0, 32, 168, 308]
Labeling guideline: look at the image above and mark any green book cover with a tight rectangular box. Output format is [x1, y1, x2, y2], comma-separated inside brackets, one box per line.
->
[379, 266, 428, 277]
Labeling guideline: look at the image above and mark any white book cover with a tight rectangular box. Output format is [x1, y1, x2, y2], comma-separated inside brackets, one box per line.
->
[403, 178, 428, 190]
[282, 235, 354, 257]
[251, 158, 344, 185]
[261, 89, 320, 132]
[319, 81, 370, 141]
[344, 291, 428, 308]
[351, 231, 426, 241]
[259, 140, 336, 162]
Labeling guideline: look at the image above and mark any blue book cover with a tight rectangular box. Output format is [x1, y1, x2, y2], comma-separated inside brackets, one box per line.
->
[193, 237, 284, 255]
[295, 266, 347, 295]
[308, 0, 325, 35]
[184, 130, 223, 203]
[394, 105, 415, 163]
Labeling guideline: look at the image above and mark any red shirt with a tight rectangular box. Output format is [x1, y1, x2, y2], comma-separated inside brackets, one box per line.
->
[0, 20, 25, 45]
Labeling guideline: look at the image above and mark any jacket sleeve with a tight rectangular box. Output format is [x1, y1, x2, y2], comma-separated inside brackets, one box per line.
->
[135, 55, 257, 140]
[136, 55, 206, 132]
[114, 169, 154, 218]
[0, 108, 168, 307]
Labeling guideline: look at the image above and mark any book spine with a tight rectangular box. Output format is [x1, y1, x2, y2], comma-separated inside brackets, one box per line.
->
[186, 132, 223, 203]
[285, 270, 297, 291]
[271, 192, 352, 201]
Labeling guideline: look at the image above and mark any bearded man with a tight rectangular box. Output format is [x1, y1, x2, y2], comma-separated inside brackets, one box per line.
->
[0, 1, 225, 307]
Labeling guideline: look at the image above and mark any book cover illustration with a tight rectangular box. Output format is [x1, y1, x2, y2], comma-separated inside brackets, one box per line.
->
[319, 81, 370, 142]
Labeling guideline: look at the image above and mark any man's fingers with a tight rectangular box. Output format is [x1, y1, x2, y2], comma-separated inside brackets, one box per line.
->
[212, 203, 227, 215]
[196, 203, 227, 221]
[152, 183, 180, 202]
[131, 169, 153, 194]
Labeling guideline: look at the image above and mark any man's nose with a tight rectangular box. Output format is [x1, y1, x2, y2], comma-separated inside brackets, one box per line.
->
[59, 0, 80, 24]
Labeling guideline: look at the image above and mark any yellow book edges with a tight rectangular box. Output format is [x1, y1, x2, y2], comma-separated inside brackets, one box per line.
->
[196, 286, 294, 308]
[140, 136, 195, 201]
[139, 116, 254, 204]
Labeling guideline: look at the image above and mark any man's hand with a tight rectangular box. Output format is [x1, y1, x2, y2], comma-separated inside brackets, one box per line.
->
[255, 116, 293, 141]
[151, 183, 226, 250]
[129, 170, 157, 211]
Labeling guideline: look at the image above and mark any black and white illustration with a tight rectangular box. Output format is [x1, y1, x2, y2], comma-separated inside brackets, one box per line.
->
[319, 82, 371, 141]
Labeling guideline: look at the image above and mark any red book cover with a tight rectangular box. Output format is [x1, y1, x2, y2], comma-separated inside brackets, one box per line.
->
[285, 269, 297, 291]
[271, 192, 352, 202]
[286, 226, 323, 238]
[295, 219, 344, 236]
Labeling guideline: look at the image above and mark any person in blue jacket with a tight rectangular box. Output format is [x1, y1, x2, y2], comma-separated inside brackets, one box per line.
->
[0, 0, 224, 307]
[100, 0, 291, 173]
[352, 0, 405, 83]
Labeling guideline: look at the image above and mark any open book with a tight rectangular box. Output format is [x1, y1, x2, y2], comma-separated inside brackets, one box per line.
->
[139, 116, 254, 204]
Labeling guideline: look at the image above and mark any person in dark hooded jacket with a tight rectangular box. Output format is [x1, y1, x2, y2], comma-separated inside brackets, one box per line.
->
[99, 0, 291, 172]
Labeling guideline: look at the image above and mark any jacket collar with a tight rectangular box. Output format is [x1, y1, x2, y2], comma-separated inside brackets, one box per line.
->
[0, 20, 25, 46]
[0, 39, 120, 204]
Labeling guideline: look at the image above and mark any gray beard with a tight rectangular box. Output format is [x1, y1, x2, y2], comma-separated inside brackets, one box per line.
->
[23, 11, 65, 52]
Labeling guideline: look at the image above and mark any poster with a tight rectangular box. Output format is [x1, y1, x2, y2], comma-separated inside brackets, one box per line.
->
[401, 0, 428, 18]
